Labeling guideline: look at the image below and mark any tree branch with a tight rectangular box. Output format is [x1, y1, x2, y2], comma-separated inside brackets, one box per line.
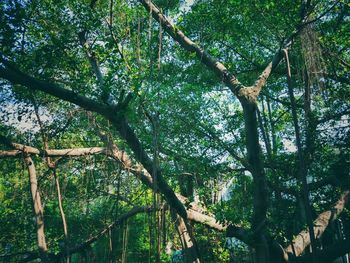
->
[138, 0, 244, 95]
[283, 190, 350, 261]
[0, 139, 245, 240]
[0, 58, 115, 116]
[296, 238, 350, 263]
[0, 57, 188, 219]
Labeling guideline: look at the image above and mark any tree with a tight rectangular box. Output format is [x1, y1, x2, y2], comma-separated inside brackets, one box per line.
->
[0, 0, 350, 262]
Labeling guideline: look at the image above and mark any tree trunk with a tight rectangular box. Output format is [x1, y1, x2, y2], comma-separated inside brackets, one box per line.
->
[24, 155, 49, 263]
[241, 100, 269, 263]
[172, 212, 201, 263]
[175, 168, 201, 263]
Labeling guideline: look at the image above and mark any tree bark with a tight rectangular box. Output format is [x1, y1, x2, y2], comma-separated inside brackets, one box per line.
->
[283, 190, 350, 262]
[175, 169, 201, 263]
[24, 155, 49, 263]
[0, 140, 250, 239]
[0, 61, 187, 219]
[0, 146, 108, 157]
[240, 100, 269, 263]
[172, 211, 201, 263]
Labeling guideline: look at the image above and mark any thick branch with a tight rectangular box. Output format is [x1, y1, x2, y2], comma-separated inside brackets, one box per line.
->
[0, 59, 187, 219]
[0, 141, 240, 238]
[0, 147, 108, 158]
[0, 58, 115, 116]
[0, 135, 40, 154]
[296, 238, 350, 263]
[139, 0, 316, 106]
[24, 155, 49, 263]
[283, 190, 350, 261]
[138, 0, 304, 104]
[138, 0, 244, 95]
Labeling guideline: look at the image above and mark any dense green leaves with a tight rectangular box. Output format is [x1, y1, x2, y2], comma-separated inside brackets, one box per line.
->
[0, 0, 349, 262]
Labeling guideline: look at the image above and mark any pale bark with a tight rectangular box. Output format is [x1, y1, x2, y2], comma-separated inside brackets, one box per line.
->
[0, 141, 40, 155]
[175, 168, 201, 263]
[0, 150, 27, 157]
[0, 147, 107, 157]
[283, 191, 350, 261]
[46, 147, 107, 157]
[24, 155, 49, 263]
[0, 141, 235, 236]
[172, 212, 201, 263]
[138, 0, 244, 95]
[54, 170, 69, 246]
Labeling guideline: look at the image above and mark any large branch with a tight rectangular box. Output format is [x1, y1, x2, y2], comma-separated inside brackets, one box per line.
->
[138, 0, 244, 95]
[0, 135, 40, 154]
[24, 155, 49, 263]
[0, 58, 114, 116]
[0, 146, 108, 158]
[283, 190, 350, 261]
[139, 0, 320, 105]
[0, 59, 187, 219]
[107, 143, 250, 244]
[296, 238, 350, 263]
[95, 131, 252, 241]
[0, 141, 245, 239]
[138, 0, 300, 102]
